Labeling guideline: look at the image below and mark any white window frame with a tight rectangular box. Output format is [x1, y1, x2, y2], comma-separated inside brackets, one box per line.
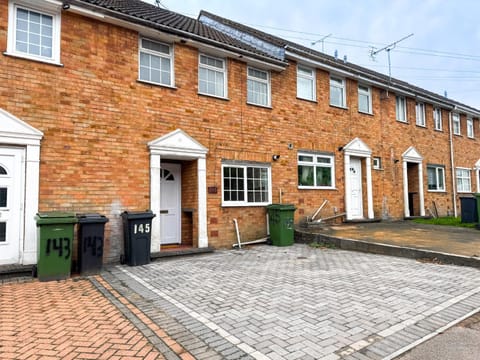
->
[467, 117, 474, 138]
[456, 168, 471, 193]
[198, 54, 227, 99]
[358, 84, 372, 114]
[396, 96, 407, 122]
[247, 66, 271, 107]
[7, 0, 62, 65]
[297, 152, 335, 189]
[433, 107, 442, 131]
[297, 65, 316, 101]
[221, 163, 272, 207]
[373, 157, 382, 170]
[138, 37, 174, 87]
[415, 102, 426, 127]
[452, 113, 461, 135]
[330, 76, 346, 108]
[427, 165, 445, 192]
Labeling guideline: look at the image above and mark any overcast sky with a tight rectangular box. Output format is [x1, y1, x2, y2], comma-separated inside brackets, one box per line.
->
[148, 0, 480, 109]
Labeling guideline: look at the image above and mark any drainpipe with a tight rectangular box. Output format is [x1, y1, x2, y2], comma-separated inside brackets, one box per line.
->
[449, 110, 458, 217]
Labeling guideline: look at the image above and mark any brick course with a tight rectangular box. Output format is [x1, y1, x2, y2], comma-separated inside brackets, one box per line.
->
[0, 3, 478, 261]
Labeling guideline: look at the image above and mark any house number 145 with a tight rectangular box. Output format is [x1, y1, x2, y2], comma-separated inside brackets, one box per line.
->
[133, 223, 150, 234]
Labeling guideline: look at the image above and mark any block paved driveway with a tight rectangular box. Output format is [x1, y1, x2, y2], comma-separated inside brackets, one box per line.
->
[2, 244, 480, 359]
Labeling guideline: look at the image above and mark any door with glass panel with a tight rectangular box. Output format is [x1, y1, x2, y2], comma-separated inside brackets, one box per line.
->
[0, 148, 24, 265]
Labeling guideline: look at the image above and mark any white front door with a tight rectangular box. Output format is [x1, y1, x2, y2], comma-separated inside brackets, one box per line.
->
[0, 148, 24, 265]
[349, 157, 363, 219]
[160, 163, 181, 245]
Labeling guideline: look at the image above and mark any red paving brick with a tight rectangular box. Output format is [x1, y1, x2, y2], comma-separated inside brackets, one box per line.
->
[0, 279, 165, 359]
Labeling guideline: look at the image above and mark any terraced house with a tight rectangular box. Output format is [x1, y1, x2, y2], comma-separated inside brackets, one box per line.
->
[1, 0, 479, 267]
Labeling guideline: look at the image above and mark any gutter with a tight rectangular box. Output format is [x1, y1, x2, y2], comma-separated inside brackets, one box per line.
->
[68, 0, 287, 69]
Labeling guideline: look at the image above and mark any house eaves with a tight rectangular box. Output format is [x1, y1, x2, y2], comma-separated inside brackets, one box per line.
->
[69, 0, 288, 69]
[199, 10, 480, 116]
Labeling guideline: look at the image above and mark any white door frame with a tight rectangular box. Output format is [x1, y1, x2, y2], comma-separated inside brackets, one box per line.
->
[0, 109, 43, 265]
[348, 157, 364, 219]
[402, 146, 425, 217]
[148, 129, 209, 252]
[343, 138, 374, 220]
[475, 159, 480, 193]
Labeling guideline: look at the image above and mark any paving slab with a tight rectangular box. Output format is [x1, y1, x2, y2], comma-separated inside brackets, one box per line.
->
[101, 244, 480, 359]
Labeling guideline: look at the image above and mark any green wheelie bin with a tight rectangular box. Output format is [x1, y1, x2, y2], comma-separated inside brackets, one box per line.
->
[35, 212, 77, 281]
[267, 204, 296, 246]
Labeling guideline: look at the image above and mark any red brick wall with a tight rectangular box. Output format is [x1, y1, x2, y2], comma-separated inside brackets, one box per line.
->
[0, 5, 479, 259]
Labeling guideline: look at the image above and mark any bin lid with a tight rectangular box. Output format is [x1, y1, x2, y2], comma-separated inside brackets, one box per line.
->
[266, 203, 296, 210]
[121, 210, 156, 220]
[35, 211, 78, 225]
[77, 213, 109, 224]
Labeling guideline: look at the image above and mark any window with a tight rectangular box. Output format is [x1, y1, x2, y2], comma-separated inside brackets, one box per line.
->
[358, 85, 372, 114]
[373, 157, 382, 170]
[433, 107, 442, 131]
[415, 102, 426, 127]
[199, 54, 227, 98]
[452, 113, 461, 135]
[7, 2, 61, 64]
[247, 67, 270, 107]
[222, 163, 271, 206]
[330, 76, 346, 108]
[297, 65, 316, 101]
[456, 168, 471, 193]
[139, 38, 173, 86]
[427, 165, 445, 192]
[396, 96, 407, 122]
[298, 152, 335, 188]
[467, 117, 474, 138]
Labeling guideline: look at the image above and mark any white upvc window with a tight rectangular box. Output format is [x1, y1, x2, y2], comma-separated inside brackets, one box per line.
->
[330, 76, 346, 108]
[358, 84, 372, 114]
[7, 1, 61, 64]
[433, 107, 442, 131]
[297, 65, 316, 101]
[456, 168, 471, 193]
[427, 165, 445, 192]
[247, 67, 270, 107]
[396, 96, 407, 122]
[297, 152, 335, 189]
[139, 38, 173, 86]
[452, 113, 461, 135]
[467, 117, 474, 138]
[198, 54, 227, 98]
[415, 102, 426, 127]
[222, 163, 271, 206]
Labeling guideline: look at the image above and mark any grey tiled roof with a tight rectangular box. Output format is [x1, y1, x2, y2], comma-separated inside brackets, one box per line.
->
[199, 11, 480, 113]
[74, 0, 287, 67]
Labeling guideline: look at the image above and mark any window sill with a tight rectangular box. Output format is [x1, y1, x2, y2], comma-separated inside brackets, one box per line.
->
[296, 96, 317, 103]
[3, 51, 63, 67]
[246, 102, 272, 110]
[396, 120, 409, 124]
[359, 110, 373, 116]
[427, 190, 447, 193]
[221, 203, 271, 208]
[453, 133, 462, 137]
[416, 124, 427, 128]
[137, 79, 177, 89]
[457, 191, 473, 194]
[434, 128, 443, 132]
[330, 104, 348, 110]
[467, 136, 476, 140]
[198, 92, 229, 101]
[298, 186, 337, 190]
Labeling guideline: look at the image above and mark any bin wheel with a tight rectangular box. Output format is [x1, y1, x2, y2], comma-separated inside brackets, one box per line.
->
[120, 255, 125, 265]
[32, 265, 37, 278]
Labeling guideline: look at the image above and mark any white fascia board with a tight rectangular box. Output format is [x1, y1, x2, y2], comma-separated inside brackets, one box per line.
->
[451, 105, 480, 118]
[286, 50, 460, 109]
[68, 7, 285, 71]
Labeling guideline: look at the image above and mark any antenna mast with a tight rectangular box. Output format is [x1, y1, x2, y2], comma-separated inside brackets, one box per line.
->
[311, 33, 332, 53]
[370, 33, 414, 92]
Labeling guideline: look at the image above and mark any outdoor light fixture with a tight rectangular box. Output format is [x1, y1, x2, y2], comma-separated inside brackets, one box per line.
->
[272, 154, 280, 161]
[62, 2, 70, 10]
